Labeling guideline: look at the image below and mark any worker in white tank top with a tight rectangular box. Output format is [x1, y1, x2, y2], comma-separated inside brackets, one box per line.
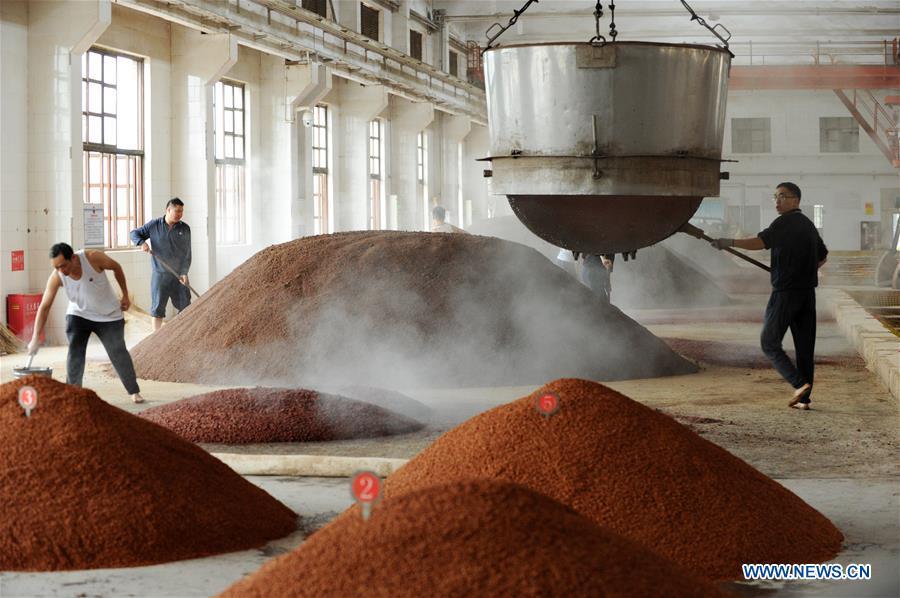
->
[28, 243, 145, 404]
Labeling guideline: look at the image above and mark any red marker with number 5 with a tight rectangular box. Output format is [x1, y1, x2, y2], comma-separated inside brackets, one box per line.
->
[534, 392, 560, 418]
[351, 470, 381, 521]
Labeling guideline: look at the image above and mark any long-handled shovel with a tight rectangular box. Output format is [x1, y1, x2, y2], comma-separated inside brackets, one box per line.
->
[679, 222, 771, 273]
[148, 250, 201, 298]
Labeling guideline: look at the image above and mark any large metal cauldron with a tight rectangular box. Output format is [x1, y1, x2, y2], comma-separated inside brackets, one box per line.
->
[483, 41, 731, 254]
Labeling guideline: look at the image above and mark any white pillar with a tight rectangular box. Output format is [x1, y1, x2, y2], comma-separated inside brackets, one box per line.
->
[23, 0, 110, 342]
[442, 114, 471, 227]
[329, 80, 389, 231]
[171, 29, 237, 290]
[287, 63, 332, 238]
[462, 124, 496, 222]
[388, 96, 433, 230]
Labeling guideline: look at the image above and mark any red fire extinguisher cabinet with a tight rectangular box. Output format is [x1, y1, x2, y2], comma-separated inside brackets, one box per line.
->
[7, 294, 44, 343]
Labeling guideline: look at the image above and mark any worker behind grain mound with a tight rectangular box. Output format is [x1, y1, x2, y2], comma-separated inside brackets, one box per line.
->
[130, 197, 192, 332]
[711, 182, 828, 410]
[27, 243, 144, 404]
[430, 205, 467, 234]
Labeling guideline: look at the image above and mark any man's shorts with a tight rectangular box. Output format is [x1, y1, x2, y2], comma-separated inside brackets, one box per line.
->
[150, 270, 191, 318]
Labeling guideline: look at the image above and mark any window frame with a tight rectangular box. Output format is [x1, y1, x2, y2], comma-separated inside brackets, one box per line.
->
[214, 79, 248, 245]
[81, 46, 145, 250]
[819, 116, 860, 153]
[730, 117, 771, 154]
[360, 3, 380, 41]
[368, 119, 383, 230]
[312, 104, 331, 235]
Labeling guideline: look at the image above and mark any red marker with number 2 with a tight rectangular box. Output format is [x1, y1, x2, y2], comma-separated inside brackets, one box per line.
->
[351, 470, 381, 521]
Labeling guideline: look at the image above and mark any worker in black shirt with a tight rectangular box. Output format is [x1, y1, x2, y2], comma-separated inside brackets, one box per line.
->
[711, 182, 828, 410]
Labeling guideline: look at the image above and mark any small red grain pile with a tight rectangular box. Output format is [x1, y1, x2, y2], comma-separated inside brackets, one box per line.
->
[139, 387, 423, 444]
[0, 376, 297, 571]
[220, 480, 723, 598]
[385, 379, 844, 581]
[131, 232, 695, 388]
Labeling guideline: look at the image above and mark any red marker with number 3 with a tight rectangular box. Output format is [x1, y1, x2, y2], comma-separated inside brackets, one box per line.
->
[351, 470, 381, 521]
[18, 386, 38, 418]
[534, 392, 560, 418]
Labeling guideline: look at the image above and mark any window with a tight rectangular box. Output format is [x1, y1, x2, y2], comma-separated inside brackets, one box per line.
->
[448, 51, 459, 77]
[214, 80, 247, 245]
[360, 3, 379, 41]
[820, 117, 859, 153]
[301, 0, 327, 18]
[731, 118, 771, 153]
[417, 131, 428, 229]
[312, 104, 330, 235]
[82, 47, 144, 249]
[813, 204, 824, 230]
[410, 30, 423, 61]
[368, 119, 383, 230]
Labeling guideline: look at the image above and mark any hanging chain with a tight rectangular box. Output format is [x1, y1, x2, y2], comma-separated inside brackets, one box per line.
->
[608, 1, 617, 41]
[589, 1, 606, 45]
[590, 2, 619, 46]
[483, 0, 540, 54]
[679, 0, 734, 56]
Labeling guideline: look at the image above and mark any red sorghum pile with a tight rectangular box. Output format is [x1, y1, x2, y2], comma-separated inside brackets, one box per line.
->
[384, 378, 844, 581]
[139, 387, 423, 444]
[220, 480, 724, 597]
[130, 232, 695, 388]
[0, 376, 297, 571]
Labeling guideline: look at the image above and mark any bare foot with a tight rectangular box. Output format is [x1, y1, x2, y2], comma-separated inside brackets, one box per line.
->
[131, 393, 145, 404]
[788, 383, 811, 408]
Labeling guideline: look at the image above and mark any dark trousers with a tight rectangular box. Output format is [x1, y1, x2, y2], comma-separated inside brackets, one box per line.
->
[760, 289, 816, 401]
[66, 315, 140, 395]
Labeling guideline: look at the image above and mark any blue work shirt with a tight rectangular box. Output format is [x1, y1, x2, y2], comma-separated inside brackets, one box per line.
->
[130, 216, 192, 276]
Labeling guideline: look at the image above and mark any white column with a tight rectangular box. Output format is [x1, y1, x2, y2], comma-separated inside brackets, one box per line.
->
[171, 28, 236, 290]
[287, 63, 333, 239]
[388, 96, 433, 230]
[442, 114, 471, 227]
[24, 0, 110, 342]
[330, 80, 389, 231]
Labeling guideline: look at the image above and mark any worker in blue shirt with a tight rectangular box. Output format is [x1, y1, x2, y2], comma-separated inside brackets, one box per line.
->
[711, 182, 828, 411]
[130, 198, 192, 332]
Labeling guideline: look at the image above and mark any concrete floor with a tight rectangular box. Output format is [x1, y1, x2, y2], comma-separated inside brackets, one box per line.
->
[1, 288, 898, 596]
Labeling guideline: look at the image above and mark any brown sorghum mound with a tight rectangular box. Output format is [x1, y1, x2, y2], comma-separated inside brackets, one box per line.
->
[139, 387, 423, 443]
[220, 480, 724, 597]
[0, 376, 297, 571]
[384, 379, 844, 581]
[131, 232, 695, 388]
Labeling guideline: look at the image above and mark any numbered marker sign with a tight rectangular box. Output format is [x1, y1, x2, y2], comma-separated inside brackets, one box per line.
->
[18, 386, 38, 418]
[534, 392, 560, 418]
[350, 470, 381, 521]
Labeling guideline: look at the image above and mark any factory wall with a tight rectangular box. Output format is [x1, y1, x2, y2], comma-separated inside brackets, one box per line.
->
[722, 90, 899, 251]
[0, 2, 492, 337]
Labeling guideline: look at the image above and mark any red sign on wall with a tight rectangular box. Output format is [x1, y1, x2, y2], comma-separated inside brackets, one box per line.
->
[11, 250, 24, 272]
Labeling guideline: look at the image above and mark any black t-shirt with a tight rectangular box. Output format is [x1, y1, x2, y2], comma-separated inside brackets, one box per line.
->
[758, 209, 828, 291]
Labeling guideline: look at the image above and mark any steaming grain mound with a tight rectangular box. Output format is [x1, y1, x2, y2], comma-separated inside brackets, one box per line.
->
[612, 244, 733, 308]
[469, 217, 733, 309]
[220, 480, 723, 598]
[318, 385, 433, 422]
[132, 232, 695, 387]
[385, 379, 843, 581]
[139, 387, 423, 444]
[0, 376, 297, 571]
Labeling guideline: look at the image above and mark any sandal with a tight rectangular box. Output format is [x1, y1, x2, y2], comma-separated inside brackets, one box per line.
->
[788, 384, 811, 408]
